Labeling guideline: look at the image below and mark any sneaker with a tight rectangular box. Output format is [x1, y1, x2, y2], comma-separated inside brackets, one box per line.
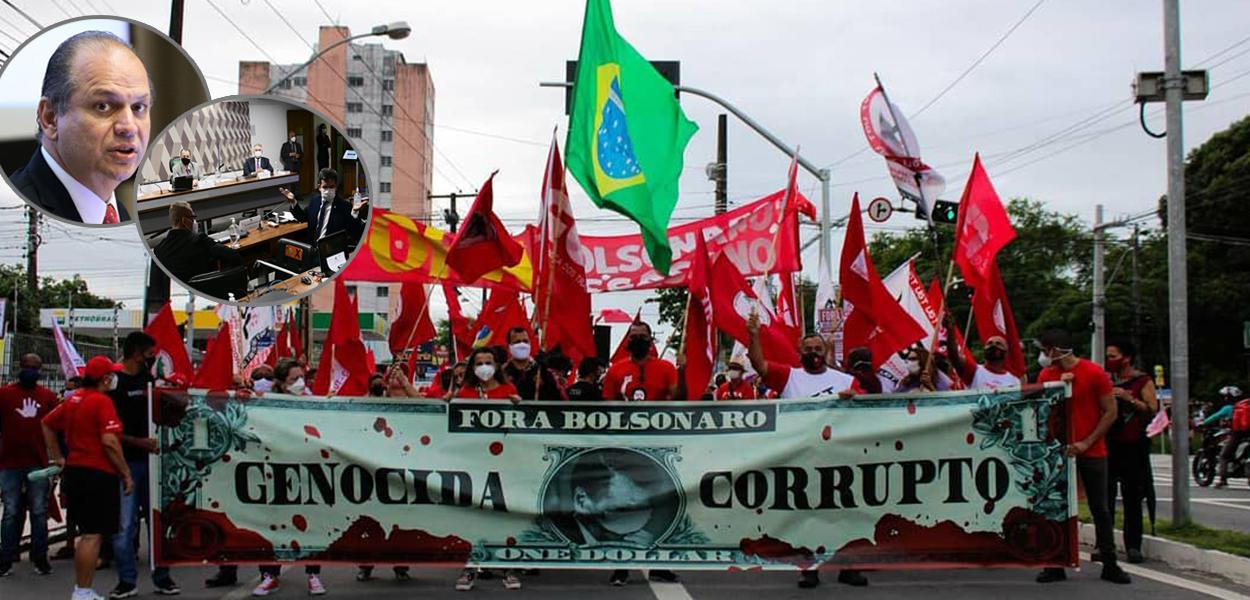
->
[307, 574, 326, 596]
[393, 567, 411, 582]
[251, 575, 280, 597]
[455, 568, 477, 591]
[1036, 568, 1067, 583]
[73, 589, 107, 600]
[648, 570, 680, 583]
[1127, 549, 1144, 564]
[837, 569, 868, 587]
[356, 566, 374, 582]
[1214, 480, 1228, 489]
[153, 577, 181, 595]
[502, 570, 522, 590]
[108, 582, 139, 599]
[797, 570, 820, 588]
[33, 557, 53, 575]
[0, 562, 12, 577]
[608, 570, 628, 586]
[1101, 565, 1132, 584]
[205, 569, 238, 588]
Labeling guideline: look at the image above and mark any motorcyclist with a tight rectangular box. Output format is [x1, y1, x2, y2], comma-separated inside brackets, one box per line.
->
[1202, 386, 1247, 488]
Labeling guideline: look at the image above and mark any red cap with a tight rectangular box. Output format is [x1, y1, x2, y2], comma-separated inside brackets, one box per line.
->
[84, 356, 124, 380]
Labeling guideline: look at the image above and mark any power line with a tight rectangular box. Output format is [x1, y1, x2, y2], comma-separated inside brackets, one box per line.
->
[1194, 33, 1250, 67]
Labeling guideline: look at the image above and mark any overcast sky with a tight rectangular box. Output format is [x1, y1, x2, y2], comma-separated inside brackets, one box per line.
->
[1, 0, 1248, 345]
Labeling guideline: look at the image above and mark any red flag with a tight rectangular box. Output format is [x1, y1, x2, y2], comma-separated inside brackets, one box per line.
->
[532, 137, 596, 361]
[776, 271, 802, 343]
[145, 302, 193, 384]
[953, 154, 1016, 288]
[389, 282, 436, 354]
[192, 322, 235, 391]
[682, 233, 715, 399]
[840, 194, 926, 367]
[313, 279, 373, 396]
[469, 288, 535, 350]
[288, 308, 305, 365]
[598, 308, 634, 324]
[780, 150, 817, 222]
[710, 254, 799, 366]
[445, 172, 524, 283]
[925, 279, 979, 385]
[442, 283, 473, 361]
[972, 262, 1026, 377]
[267, 310, 294, 367]
[609, 309, 657, 363]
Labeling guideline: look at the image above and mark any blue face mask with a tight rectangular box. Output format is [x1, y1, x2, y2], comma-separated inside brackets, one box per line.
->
[18, 368, 40, 387]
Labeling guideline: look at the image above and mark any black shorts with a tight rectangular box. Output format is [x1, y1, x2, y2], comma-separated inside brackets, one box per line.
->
[63, 466, 120, 536]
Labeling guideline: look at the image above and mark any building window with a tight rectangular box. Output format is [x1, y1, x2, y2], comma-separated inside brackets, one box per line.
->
[346, 102, 363, 113]
[293, 77, 306, 87]
[346, 285, 357, 297]
[347, 75, 365, 87]
[346, 127, 362, 138]
[277, 78, 292, 90]
[377, 286, 389, 298]
[381, 130, 393, 142]
[383, 79, 395, 91]
[380, 182, 392, 193]
[382, 105, 394, 116]
[381, 156, 392, 167]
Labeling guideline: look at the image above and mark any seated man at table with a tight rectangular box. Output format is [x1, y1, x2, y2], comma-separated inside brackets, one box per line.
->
[151, 201, 241, 283]
[242, 143, 273, 177]
[279, 168, 367, 249]
[168, 148, 202, 187]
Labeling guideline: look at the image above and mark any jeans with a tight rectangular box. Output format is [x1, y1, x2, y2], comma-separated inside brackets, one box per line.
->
[1078, 456, 1118, 566]
[1, 468, 49, 563]
[1219, 431, 1249, 480]
[1108, 440, 1150, 552]
[112, 459, 170, 585]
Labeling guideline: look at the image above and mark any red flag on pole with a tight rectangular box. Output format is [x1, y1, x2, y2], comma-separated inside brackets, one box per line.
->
[839, 194, 926, 367]
[469, 288, 535, 350]
[971, 262, 1026, 377]
[776, 271, 802, 344]
[953, 154, 1016, 288]
[682, 233, 715, 399]
[598, 308, 634, 324]
[441, 283, 474, 361]
[445, 172, 524, 283]
[710, 254, 800, 366]
[389, 282, 436, 355]
[925, 278, 979, 385]
[609, 308, 657, 363]
[533, 136, 596, 361]
[313, 279, 373, 396]
[192, 322, 235, 391]
[145, 302, 193, 384]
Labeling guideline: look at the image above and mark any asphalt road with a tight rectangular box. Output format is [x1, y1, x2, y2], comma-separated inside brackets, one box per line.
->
[1149, 454, 1250, 533]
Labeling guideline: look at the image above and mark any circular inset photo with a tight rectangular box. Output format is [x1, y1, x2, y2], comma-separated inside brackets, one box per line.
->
[136, 95, 372, 305]
[0, 17, 209, 226]
[540, 448, 682, 548]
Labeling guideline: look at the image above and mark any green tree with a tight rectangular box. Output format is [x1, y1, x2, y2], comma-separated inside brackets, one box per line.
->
[0, 264, 118, 334]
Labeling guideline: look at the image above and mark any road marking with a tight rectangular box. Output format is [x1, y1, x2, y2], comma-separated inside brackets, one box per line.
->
[646, 570, 695, 600]
[1154, 497, 1250, 512]
[1080, 552, 1250, 600]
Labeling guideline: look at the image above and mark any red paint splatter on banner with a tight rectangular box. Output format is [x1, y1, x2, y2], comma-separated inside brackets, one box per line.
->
[983, 501, 995, 515]
[291, 540, 300, 551]
[894, 440, 904, 451]
[269, 525, 277, 531]
[311, 516, 472, 563]
[304, 425, 321, 438]
[966, 433, 976, 445]
[821, 425, 832, 441]
[221, 454, 231, 463]
[292, 515, 308, 532]
[320, 449, 331, 459]
[506, 537, 517, 546]
[907, 400, 917, 415]
[403, 444, 411, 453]
[489, 441, 504, 456]
[385, 428, 394, 438]
[420, 435, 431, 446]
[373, 418, 388, 433]
[210, 501, 219, 509]
[755, 508, 764, 515]
[153, 502, 275, 563]
[832, 509, 1074, 567]
[739, 535, 817, 570]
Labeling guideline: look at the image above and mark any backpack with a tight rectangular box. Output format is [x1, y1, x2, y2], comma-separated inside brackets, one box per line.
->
[1233, 399, 1250, 433]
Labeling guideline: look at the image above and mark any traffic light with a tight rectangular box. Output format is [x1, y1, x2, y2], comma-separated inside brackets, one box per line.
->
[932, 200, 959, 224]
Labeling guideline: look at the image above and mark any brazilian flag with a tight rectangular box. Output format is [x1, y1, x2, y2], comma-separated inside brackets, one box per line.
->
[566, 0, 698, 276]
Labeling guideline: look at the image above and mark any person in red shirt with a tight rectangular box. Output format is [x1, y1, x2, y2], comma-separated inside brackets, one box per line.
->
[41, 356, 132, 600]
[1034, 330, 1131, 585]
[714, 360, 756, 400]
[0, 353, 59, 576]
[454, 348, 522, 402]
[602, 322, 678, 402]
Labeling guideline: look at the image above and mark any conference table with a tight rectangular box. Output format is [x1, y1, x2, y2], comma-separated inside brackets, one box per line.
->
[241, 267, 324, 304]
[136, 172, 299, 234]
[226, 220, 308, 254]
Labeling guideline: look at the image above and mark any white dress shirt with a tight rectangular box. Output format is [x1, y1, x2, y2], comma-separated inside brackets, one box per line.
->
[41, 146, 119, 224]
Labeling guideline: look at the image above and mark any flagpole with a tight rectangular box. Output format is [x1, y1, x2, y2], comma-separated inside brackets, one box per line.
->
[384, 281, 439, 390]
[534, 133, 562, 401]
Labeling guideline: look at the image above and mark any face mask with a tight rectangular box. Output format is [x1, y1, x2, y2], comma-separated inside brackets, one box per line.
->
[800, 352, 825, 372]
[254, 150, 263, 157]
[1105, 357, 1126, 372]
[1037, 351, 1053, 369]
[474, 364, 496, 381]
[627, 336, 651, 359]
[321, 188, 334, 201]
[290, 137, 296, 143]
[510, 342, 532, 361]
[106, 375, 118, 391]
[143, 355, 157, 372]
[181, 157, 190, 165]
[728, 369, 743, 381]
[18, 368, 40, 387]
[985, 347, 1006, 362]
[287, 377, 306, 395]
[906, 359, 922, 376]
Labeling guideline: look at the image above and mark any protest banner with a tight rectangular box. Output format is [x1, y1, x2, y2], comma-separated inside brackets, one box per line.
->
[154, 385, 1076, 570]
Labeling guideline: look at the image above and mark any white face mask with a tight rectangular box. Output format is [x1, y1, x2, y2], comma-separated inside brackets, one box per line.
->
[106, 375, 118, 391]
[1037, 352, 1053, 368]
[287, 377, 306, 395]
[321, 188, 334, 201]
[290, 137, 296, 143]
[510, 342, 531, 361]
[474, 364, 496, 381]
[906, 359, 922, 376]
[728, 369, 743, 381]
[254, 150, 263, 157]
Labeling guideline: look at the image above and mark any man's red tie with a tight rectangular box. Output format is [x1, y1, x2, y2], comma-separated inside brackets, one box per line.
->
[103, 204, 119, 224]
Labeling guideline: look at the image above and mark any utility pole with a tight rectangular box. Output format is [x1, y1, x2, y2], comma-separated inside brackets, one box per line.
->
[185, 294, 195, 362]
[428, 192, 466, 233]
[1163, 0, 1191, 525]
[713, 114, 727, 215]
[1092, 204, 1106, 365]
[25, 207, 38, 334]
[1131, 225, 1142, 356]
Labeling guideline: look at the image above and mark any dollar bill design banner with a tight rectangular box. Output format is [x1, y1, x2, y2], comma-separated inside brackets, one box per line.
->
[153, 385, 1076, 570]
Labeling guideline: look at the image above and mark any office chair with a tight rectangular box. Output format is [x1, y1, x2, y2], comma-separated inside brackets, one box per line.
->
[187, 265, 249, 301]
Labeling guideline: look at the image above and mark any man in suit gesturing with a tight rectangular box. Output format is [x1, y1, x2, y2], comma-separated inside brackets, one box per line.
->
[278, 168, 367, 249]
[242, 143, 274, 177]
[8, 31, 150, 225]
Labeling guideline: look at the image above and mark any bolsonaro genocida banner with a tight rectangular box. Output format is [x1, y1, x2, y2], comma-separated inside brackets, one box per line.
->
[153, 384, 1078, 570]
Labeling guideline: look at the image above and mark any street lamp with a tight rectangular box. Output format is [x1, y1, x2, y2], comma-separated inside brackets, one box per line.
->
[265, 21, 412, 94]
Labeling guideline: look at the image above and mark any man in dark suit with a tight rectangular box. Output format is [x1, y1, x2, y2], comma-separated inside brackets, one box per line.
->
[279, 168, 367, 249]
[279, 131, 302, 173]
[8, 31, 149, 224]
[151, 201, 241, 284]
[242, 143, 274, 177]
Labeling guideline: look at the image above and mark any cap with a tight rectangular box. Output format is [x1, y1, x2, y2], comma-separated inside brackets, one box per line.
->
[727, 359, 744, 369]
[84, 356, 124, 380]
[985, 336, 1008, 350]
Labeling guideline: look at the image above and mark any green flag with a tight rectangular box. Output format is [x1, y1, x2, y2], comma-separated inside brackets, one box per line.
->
[565, 0, 698, 276]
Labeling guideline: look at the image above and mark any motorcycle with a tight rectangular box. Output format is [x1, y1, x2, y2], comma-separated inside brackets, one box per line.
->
[1193, 425, 1250, 486]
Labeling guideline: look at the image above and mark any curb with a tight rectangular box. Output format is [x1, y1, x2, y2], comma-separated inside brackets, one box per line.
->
[1079, 522, 1250, 586]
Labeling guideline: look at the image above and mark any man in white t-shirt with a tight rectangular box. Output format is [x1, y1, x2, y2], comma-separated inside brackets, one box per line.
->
[964, 336, 1020, 390]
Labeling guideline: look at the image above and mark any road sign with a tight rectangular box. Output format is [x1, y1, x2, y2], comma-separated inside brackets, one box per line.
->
[867, 197, 893, 223]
